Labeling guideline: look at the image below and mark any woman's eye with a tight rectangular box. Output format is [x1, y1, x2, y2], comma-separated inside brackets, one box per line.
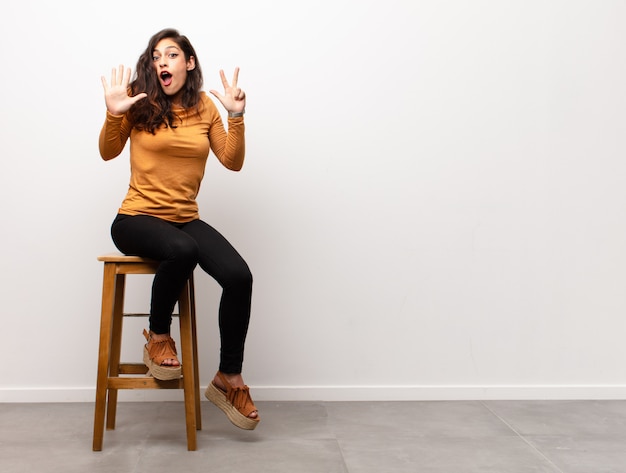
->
[169, 53, 178, 58]
[152, 56, 160, 62]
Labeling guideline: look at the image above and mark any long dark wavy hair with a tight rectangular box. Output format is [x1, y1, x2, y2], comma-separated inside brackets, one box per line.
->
[128, 28, 204, 133]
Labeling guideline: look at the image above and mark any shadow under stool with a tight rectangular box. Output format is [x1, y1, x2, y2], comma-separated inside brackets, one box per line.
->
[93, 253, 201, 451]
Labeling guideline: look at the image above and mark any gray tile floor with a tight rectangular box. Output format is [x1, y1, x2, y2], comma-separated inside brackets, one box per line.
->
[2, 399, 626, 472]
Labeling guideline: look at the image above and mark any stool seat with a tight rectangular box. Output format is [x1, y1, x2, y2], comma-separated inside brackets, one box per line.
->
[93, 253, 201, 451]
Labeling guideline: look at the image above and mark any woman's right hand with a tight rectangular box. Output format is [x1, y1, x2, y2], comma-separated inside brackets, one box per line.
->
[101, 65, 147, 115]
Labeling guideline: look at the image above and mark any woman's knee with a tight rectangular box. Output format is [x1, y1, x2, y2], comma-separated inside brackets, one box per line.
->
[165, 237, 200, 269]
[223, 263, 253, 290]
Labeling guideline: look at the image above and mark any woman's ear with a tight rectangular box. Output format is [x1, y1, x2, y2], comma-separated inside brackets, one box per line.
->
[187, 56, 196, 71]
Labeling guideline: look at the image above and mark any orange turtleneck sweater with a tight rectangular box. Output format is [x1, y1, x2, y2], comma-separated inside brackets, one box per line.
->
[99, 92, 245, 223]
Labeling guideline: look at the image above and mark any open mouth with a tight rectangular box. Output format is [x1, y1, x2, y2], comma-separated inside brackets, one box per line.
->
[160, 71, 173, 86]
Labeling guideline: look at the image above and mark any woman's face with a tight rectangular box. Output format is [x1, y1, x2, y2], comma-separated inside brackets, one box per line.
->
[152, 38, 195, 101]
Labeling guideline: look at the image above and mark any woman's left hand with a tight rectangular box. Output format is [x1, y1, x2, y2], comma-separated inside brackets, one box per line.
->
[210, 67, 246, 114]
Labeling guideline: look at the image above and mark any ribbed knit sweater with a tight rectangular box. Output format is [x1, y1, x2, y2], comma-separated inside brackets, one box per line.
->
[99, 92, 245, 222]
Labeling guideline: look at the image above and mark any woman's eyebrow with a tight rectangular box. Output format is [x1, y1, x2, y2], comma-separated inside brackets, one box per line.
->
[153, 46, 180, 53]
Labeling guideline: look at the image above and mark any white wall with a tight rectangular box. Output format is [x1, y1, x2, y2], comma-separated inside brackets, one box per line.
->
[2, 0, 626, 402]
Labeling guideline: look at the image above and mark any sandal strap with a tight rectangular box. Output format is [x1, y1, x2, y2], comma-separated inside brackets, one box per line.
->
[226, 386, 257, 417]
[216, 371, 258, 417]
[143, 329, 179, 366]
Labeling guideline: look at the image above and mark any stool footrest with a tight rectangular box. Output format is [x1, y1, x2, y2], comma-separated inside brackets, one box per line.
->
[122, 312, 182, 318]
[118, 363, 149, 375]
[108, 376, 184, 389]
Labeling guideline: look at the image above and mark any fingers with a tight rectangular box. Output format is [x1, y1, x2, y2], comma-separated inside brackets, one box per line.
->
[131, 92, 148, 104]
[209, 89, 223, 101]
[124, 65, 132, 85]
[101, 66, 122, 94]
[107, 66, 121, 88]
[231, 66, 239, 88]
[219, 69, 229, 88]
[217, 67, 245, 102]
[219, 67, 241, 88]
[108, 65, 131, 87]
[109, 67, 117, 88]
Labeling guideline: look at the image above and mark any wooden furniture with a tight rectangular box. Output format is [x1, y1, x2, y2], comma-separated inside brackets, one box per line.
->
[93, 254, 201, 451]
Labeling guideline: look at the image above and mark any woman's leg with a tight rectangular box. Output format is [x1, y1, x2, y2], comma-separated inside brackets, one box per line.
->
[110, 214, 199, 335]
[180, 219, 253, 374]
[181, 219, 259, 424]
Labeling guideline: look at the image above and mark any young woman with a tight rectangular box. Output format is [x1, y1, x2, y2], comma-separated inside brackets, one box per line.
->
[99, 28, 259, 430]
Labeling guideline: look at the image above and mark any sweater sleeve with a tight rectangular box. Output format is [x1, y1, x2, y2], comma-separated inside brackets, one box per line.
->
[205, 98, 246, 171]
[98, 111, 132, 161]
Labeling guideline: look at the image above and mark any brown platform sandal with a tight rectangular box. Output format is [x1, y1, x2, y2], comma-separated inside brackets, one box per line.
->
[142, 329, 182, 381]
[205, 371, 260, 430]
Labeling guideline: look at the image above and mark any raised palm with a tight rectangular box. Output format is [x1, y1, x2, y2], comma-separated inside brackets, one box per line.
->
[209, 67, 246, 114]
[101, 65, 147, 115]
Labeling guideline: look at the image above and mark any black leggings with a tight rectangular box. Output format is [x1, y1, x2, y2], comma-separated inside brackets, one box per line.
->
[110, 213, 253, 374]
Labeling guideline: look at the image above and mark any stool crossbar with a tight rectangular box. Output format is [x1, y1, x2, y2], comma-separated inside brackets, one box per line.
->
[93, 254, 201, 451]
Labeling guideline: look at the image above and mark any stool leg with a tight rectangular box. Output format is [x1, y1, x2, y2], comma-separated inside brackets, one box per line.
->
[189, 274, 202, 430]
[93, 263, 117, 451]
[106, 273, 126, 430]
[178, 281, 197, 451]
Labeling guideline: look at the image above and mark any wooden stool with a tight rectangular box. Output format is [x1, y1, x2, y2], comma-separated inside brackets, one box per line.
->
[93, 254, 201, 451]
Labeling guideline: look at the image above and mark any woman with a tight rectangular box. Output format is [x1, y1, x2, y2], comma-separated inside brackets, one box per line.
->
[99, 28, 258, 430]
